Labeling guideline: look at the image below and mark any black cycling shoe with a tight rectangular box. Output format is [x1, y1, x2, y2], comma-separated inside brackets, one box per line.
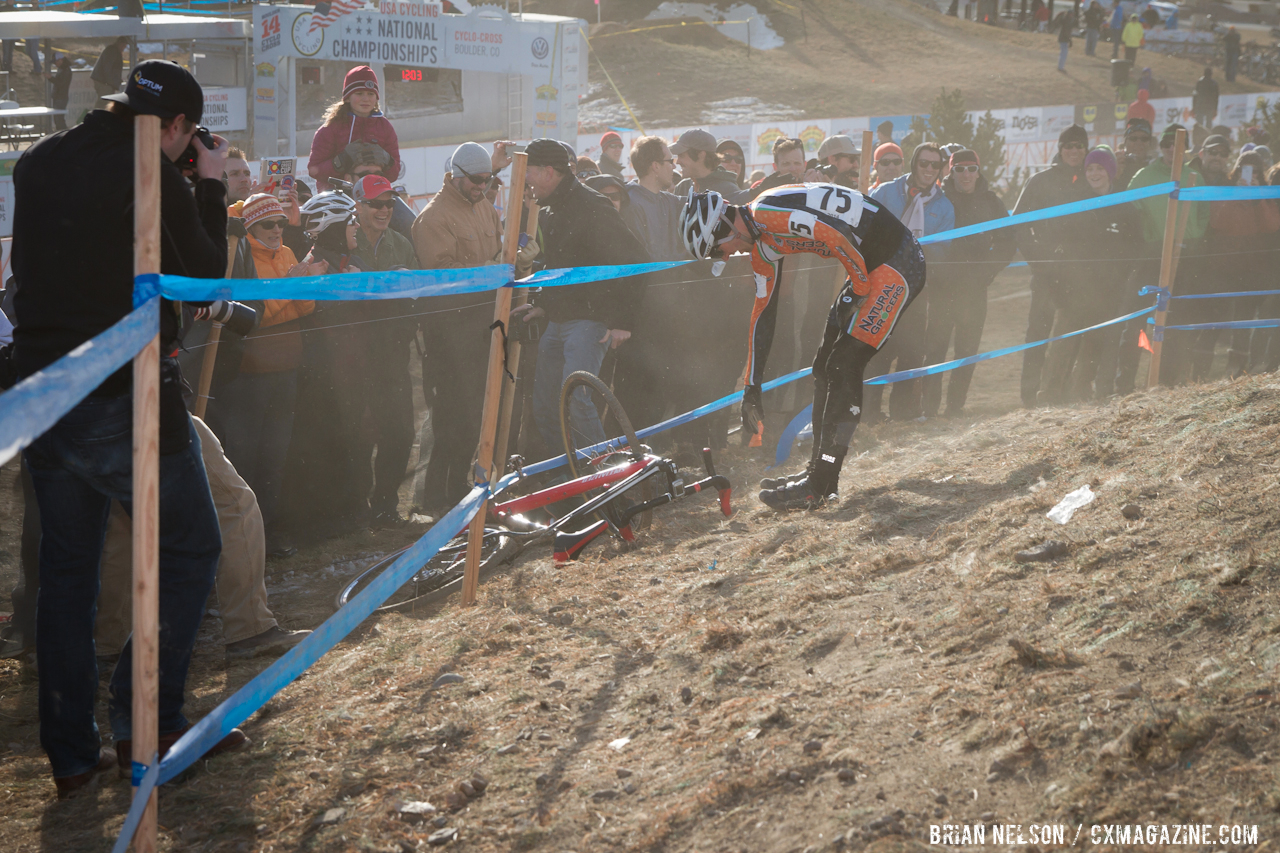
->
[759, 478, 837, 511]
[759, 468, 809, 491]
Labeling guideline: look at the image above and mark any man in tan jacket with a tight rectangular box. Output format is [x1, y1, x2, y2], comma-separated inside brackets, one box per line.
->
[410, 141, 536, 516]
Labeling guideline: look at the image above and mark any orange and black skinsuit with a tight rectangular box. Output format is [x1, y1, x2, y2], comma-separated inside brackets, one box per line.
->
[739, 183, 926, 488]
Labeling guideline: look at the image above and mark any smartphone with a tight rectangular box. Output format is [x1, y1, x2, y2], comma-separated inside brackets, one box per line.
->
[1242, 165, 1254, 185]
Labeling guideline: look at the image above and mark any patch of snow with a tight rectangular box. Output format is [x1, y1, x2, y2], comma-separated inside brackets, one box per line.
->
[644, 2, 785, 50]
[700, 96, 803, 124]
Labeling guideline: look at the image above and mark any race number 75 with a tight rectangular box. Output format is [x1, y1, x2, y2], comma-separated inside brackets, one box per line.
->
[806, 184, 865, 228]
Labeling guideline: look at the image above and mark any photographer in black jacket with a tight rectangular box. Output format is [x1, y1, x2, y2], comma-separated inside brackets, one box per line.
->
[11, 60, 245, 799]
[512, 138, 650, 456]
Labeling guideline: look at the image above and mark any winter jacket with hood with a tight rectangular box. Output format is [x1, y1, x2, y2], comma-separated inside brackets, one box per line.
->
[1011, 152, 1088, 264]
[308, 110, 402, 190]
[534, 174, 650, 331]
[1128, 156, 1207, 243]
[870, 147, 956, 254]
[1127, 90, 1155, 125]
[940, 172, 1015, 287]
[1122, 19, 1145, 48]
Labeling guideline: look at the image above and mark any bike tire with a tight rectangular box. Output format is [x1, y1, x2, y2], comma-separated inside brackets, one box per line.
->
[558, 370, 656, 530]
[334, 528, 517, 614]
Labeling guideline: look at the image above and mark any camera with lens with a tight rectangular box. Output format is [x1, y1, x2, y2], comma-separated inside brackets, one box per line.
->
[174, 126, 217, 173]
[194, 300, 258, 337]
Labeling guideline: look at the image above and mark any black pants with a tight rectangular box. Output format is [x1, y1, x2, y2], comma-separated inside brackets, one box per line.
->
[810, 235, 926, 457]
[922, 278, 989, 416]
[1020, 270, 1062, 406]
[420, 327, 489, 511]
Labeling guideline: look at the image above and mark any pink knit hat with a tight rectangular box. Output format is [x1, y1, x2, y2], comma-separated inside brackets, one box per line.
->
[874, 142, 904, 162]
[342, 65, 379, 100]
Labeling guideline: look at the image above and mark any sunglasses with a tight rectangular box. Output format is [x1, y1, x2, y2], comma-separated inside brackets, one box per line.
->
[951, 164, 980, 174]
[360, 198, 396, 210]
[916, 159, 942, 170]
[1205, 147, 1230, 156]
[254, 219, 285, 231]
[454, 164, 494, 186]
[877, 157, 903, 167]
[1061, 142, 1086, 150]
[720, 153, 744, 163]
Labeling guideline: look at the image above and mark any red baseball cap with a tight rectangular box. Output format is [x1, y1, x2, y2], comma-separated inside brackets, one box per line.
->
[354, 174, 395, 202]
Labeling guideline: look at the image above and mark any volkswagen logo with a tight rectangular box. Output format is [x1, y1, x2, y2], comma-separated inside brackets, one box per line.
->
[531, 37, 550, 60]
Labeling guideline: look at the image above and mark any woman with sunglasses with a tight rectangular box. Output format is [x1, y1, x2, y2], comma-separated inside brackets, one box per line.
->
[205, 193, 322, 557]
[921, 149, 1015, 418]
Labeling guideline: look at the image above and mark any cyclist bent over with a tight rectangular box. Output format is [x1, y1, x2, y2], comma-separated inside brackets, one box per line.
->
[681, 184, 926, 510]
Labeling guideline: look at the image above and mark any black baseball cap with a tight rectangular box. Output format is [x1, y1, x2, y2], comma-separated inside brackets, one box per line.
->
[526, 138, 571, 168]
[104, 60, 204, 123]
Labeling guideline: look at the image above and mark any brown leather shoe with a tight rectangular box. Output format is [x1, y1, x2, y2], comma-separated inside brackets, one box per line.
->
[54, 748, 117, 800]
[115, 726, 249, 780]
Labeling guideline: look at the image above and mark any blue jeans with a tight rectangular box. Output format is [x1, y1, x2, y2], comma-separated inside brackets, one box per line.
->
[23, 395, 221, 778]
[207, 369, 297, 542]
[1059, 42, 1069, 70]
[533, 319, 610, 456]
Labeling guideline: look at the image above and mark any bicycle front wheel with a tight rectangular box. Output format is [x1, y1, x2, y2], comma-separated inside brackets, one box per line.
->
[334, 528, 515, 614]
[559, 370, 655, 530]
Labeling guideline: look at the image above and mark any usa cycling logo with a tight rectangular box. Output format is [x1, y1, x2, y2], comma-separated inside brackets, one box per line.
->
[857, 283, 906, 336]
[531, 37, 550, 60]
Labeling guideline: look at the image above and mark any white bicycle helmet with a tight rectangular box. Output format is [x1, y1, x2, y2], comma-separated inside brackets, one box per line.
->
[680, 189, 730, 260]
[299, 191, 356, 239]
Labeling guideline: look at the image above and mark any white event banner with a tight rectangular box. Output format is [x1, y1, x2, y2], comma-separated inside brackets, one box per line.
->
[254, 2, 577, 75]
[202, 87, 247, 132]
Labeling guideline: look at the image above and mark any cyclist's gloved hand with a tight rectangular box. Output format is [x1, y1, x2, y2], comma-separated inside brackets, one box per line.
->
[740, 384, 764, 447]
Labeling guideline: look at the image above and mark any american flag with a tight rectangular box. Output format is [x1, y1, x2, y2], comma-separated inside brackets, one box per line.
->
[309, 0, 364, 34]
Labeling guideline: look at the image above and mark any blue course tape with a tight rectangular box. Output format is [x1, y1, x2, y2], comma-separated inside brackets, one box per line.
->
[111, 754, 161, 853]
[774, 405, 814, 469]
[150, 486, 486, 785]
[770, 305, 1156, 466]
[139, 261, 690, 304]
[1174, 186, 1280, 201]
[0, 297, 158, 469]
[918, 182, 1177, 245]
[1149, 317, 1280, 331]
[1170, 288, 1280, 301]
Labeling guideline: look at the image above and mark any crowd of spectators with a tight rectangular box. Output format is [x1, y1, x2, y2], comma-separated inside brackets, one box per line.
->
[3, 51, 1279, 802]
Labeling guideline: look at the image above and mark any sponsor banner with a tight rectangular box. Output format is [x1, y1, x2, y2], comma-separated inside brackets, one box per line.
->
[0, 173, 13, 240]
[202, 88, 248, 132]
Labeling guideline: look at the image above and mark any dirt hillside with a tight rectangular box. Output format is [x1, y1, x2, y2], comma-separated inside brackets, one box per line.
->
[5, 359, 1280, 851]
[533, 0, 1276, 127]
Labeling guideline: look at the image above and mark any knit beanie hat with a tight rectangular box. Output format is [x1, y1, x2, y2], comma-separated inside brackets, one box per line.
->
[241, 193, 286, 229]
[342, 65, 379, 100]
[526, 138, 571, 168]
[600, 131, 623, 149]
[449, 141, 493, 177]
[874, 142, 903, 162]
[1084, 147, 1117, 182]
[1058, 123, 1089, 148]
[950, 148, 980, 168]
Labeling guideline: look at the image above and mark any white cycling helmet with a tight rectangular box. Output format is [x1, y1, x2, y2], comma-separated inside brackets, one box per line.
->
[680, 189, 731, 260]
[299, 191, 356, 238]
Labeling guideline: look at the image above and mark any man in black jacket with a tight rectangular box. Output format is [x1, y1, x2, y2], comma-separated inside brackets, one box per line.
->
[1012, 123, 1089, 407]
[922, 150, 1015, 417]
[514, 138, 650, 456]
[12, 60, 244, 799]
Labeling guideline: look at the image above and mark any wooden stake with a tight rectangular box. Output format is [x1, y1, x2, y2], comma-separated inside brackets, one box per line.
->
[131, 112, 162, 853]
[462, 152, 528, 605]
[192, 234, 240, 420]
[859, 129, 874, 192]
[493, 202, 540, 475]
[1146, 127, 1185, 388]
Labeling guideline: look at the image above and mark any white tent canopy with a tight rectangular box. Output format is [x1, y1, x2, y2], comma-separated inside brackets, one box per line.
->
[0, 10, 250, 40]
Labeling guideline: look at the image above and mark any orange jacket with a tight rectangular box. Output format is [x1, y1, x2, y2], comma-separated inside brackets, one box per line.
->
[238, 236, 315, 372]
